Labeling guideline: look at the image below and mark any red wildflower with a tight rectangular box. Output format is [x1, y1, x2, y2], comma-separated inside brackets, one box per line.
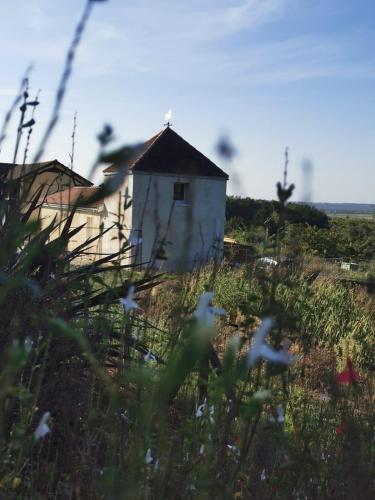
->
[335, 421, 349, 434]
[336, 358, 360, 384]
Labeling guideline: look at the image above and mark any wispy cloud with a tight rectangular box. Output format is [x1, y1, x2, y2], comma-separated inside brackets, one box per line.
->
[213, 34, 375, 84]
[112, 0, 289, 44]
[26, 0, 52, 30]
[66, 0, 290, 77]
[73, 0, 375, 84]
[7, 1, 374, 85]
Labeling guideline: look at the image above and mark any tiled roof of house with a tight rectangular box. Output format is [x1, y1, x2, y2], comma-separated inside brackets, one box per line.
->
[0, 159, 92, 186]
[103, 127, 229, 179]
[44, 186, 103, 208]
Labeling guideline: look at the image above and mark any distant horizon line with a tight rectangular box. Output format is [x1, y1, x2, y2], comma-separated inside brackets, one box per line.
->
[295, 201, 375, 206]
[228, 195, 375, 206]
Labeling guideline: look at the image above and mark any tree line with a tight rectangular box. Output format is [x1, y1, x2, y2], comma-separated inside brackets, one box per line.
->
[226, 196, 375, 260]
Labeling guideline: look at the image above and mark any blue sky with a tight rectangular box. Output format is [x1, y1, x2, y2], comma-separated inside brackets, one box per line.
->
[0, 0, 375, 202]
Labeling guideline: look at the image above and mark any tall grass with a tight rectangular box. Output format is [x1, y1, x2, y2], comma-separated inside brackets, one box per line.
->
[0, 2, 373, 498]
[1, 179, 373, 498]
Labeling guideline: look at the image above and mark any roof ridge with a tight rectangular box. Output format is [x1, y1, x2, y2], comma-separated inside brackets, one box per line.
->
[162, 127, 228, 178]
[132, 127, 228, 179]
[130, 128, 165, 168]
[0, 160, 53, 167]
[102, 127, 228, 179]
[0, 159, 92, 185]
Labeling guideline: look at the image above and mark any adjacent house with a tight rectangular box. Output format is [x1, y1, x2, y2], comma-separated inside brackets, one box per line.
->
[0, 159, 92, 201]
[41, 186, 106, 263]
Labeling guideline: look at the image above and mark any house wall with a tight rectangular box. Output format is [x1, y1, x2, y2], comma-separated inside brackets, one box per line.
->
[130, 172, 227, 271]
[39, 205, 103, 264]
[101, 173, 134, 260]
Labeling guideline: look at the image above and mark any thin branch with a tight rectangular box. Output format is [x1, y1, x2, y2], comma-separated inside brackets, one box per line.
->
[69, 111, 77, 169]
[0, 66, 32, 155]
[13, 83, 29, 164]
[33, 0, 97, 163]
[23, 90, 41, 165]
[283, 146, 289, 189]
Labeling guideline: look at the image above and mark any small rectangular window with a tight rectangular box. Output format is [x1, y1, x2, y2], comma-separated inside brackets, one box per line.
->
[173, 182, 189, 203]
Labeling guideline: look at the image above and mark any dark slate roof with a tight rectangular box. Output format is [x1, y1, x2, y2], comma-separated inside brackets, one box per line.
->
[103, 127, 229, 179]
[0, 159, 92, 186]
[44, 187, 103, 208]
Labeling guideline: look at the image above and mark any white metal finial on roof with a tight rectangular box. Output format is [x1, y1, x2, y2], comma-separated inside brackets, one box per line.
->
[164, 109, 173, 127]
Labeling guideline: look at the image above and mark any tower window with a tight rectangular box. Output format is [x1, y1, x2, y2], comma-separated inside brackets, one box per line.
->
[173, 182, 189, 203]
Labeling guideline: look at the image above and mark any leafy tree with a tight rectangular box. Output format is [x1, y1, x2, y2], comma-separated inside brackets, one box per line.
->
[226, 196, 329, 229]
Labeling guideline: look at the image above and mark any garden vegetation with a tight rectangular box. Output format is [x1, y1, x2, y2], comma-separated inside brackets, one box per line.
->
[0, 2, 374, 498]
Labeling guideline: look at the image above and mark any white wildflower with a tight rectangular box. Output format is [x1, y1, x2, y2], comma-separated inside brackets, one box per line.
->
[319, 390, 331, 403]
[209, 405, 215, 424]
[128, 230, 142, 247]
[253, 389, 271, 401]
[34, 412, 51, 441]
[24, 337, 33, 353]
[145, 448, 153, 464]
[247, 318, 294, 367]
[261, 469, 266, 481]
[144, 351, 157, 364]
[269, 404, 285, 424]
[120, 410, 129, 423]
[195, 401, 206, 418]
[259, 256, 278, 267]
[194, 292, 226, 327]
[199, 444, 205, 455]
[119, 286, 139, 313]
[227, 444, 239, 462]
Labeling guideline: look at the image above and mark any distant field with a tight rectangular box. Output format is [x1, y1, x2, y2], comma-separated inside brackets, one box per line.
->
[328, 212, 374, 219]
[299, 202, 375, 219]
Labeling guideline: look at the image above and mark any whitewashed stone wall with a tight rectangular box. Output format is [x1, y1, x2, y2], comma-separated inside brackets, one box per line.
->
[101, 171, 227, 271]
